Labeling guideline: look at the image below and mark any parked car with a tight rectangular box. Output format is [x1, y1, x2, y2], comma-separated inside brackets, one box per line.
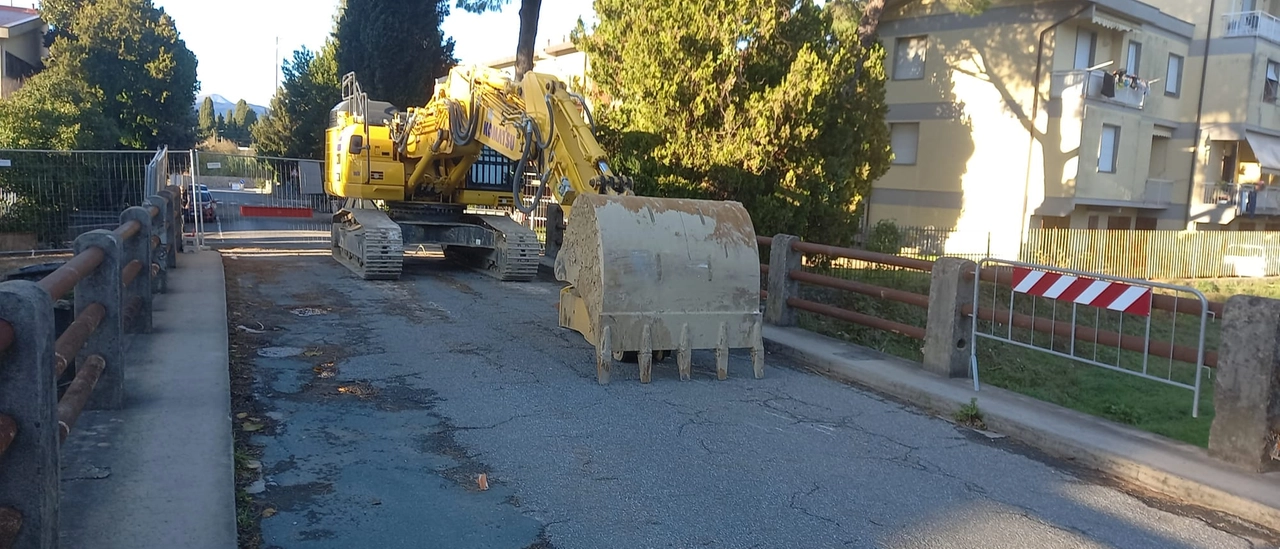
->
[183, 186, 217, 223]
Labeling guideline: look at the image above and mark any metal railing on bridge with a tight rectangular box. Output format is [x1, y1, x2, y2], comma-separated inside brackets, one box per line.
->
[0, 178, 182, 549]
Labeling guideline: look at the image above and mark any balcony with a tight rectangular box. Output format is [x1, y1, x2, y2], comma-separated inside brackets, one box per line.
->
[1223, 11, 1280, 44]
[1238, 184, 1280, 216]
[1202, 182, 1239, 206]
[1050, 69, 1146, 110]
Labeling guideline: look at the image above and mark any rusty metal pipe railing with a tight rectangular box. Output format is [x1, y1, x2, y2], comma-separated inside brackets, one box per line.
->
[0, 319, 13, 353]
[37, 246, 105, 301]
[146, 204, 160, 218]
[788, 296, 926, 340]
[113, 219, 141, 241]
[57, 354, 106, 443]
[0, 506, 21, 547]
[757, 235, 773, 247]
[964, 304, 1217, 368]
[54, 302, 106, 378]
[0, 414, 15, 458]
[789, 270, 930, 309]
[121, 260, 143, 287]
[791, 240, 934, 272]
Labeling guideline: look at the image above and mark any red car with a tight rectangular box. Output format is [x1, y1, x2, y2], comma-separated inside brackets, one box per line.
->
[183, 186, 217, 223]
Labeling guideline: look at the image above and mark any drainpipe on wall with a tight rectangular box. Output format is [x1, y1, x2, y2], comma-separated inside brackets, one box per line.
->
[1184, 0, 1217, 229]
[1020, 3, 1093, 255]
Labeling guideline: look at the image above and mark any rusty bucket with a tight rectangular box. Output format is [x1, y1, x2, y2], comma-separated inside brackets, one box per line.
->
[554, 193, 765, 384]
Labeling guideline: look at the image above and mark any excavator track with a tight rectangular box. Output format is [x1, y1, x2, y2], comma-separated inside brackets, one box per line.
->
[444, 214, 541, 281]
[332, 207, 404, 280]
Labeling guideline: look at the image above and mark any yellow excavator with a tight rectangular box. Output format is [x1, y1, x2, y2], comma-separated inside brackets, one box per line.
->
[323, 64, 764, 383]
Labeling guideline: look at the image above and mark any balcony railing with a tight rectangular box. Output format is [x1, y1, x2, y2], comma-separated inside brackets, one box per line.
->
[1050, 69, 1146, 110]
[1238, 184, 1280, 216]
[1202, 182, 1238, 206]
[1223, 11, 1280, 43]
[1144, 179, 1174, 206]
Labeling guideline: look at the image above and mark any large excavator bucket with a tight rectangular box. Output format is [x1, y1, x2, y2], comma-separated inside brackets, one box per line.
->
[555, 194, 765, 384]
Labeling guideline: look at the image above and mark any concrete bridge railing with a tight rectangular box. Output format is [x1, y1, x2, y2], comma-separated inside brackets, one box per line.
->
[0, 183, 182, 549]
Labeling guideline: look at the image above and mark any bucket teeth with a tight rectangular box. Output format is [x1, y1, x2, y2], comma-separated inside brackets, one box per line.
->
[332, 207, 404, 280]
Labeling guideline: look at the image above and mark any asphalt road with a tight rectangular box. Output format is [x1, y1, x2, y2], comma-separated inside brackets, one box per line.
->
[223, 246, 1275, 549]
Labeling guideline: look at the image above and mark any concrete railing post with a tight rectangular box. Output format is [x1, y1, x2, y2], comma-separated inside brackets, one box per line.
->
[0, 280, 58, 549]
[74, 230, 124, 410]
[922, 257, 977, 378]
[147, 193, 171, 293]
[765, 234, 801, 326]
[120, 206, 154, 334]
[1208, 295, 1280, 472]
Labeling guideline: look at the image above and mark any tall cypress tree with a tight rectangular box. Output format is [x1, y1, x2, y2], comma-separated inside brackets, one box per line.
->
[334, 0, 457, 109]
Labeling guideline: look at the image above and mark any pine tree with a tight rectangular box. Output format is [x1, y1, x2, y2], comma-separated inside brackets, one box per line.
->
[573, 0, 893, 246]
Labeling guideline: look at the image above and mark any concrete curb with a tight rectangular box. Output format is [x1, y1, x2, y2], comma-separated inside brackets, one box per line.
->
[763, 325, 1280, 532]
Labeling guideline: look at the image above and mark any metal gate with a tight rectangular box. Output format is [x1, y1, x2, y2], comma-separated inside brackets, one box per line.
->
[186, 151, 332, 248]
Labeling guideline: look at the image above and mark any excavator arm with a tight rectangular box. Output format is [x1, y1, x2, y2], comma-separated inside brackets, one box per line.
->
[389, 65, 632, 219]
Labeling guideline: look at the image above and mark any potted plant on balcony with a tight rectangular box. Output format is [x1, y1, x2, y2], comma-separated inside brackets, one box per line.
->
[1215, 181, 1234, 204]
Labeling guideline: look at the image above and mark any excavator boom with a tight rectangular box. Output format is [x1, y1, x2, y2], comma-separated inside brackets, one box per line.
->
[324, 64, 764, 383]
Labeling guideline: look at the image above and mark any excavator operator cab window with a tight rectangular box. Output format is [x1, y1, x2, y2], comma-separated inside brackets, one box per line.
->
[348, 135, 364, 155]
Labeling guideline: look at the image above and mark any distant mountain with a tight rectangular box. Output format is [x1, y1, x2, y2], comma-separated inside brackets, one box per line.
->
[194, 94, 270, 118]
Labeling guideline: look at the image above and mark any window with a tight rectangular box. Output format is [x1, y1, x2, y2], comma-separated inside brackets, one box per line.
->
[1266, 60, 1279, 103]
[1165, 54, 1183, 97]
[894, 36, 927, 80]
[1127, 41, 1142, 74]
[1099, 124, 1120, 173]
[890, 123, 920, 165]
[1135, 217, 1158, 231]
[1074, 30, 1096, 70]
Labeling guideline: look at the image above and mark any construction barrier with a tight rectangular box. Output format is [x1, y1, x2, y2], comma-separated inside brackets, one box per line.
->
[970, 259, 1211, 417]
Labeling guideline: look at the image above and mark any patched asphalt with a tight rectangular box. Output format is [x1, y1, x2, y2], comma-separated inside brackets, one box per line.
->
[224, 248, 1272, 549]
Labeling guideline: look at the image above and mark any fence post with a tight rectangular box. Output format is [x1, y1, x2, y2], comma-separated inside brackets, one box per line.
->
[120, 206, 153, 334]
[1208, 295, 1280, 472]
[0, 281, 58, 549]
[74, 230, 125, 410]
[163, 185, 181, 265]
[765, 234, 801, 327]
[922, 257, 977, 378]
[147, 193, 170, 293]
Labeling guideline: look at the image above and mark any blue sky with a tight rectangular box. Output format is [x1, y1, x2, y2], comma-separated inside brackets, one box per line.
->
[15, 0, 597, 107]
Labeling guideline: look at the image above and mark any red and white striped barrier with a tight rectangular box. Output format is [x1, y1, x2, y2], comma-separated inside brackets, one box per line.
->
[1011, 267, 1152, 316]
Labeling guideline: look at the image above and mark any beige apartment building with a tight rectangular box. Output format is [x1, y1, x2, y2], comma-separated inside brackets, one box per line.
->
[0, 5, 44, 99]
[866, 0, 1280, 258]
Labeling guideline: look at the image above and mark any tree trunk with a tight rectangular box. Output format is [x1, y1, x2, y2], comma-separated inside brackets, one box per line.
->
[858, 0, 887, 49]
[514, 0, 543, 81]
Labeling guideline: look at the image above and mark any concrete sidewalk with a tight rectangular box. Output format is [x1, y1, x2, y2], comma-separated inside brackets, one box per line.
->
[764, 325, 1280, 533]
[57, 251, 236, 548]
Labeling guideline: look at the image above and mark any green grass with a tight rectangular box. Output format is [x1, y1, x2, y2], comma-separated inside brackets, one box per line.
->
[796, 264, 1218, 447]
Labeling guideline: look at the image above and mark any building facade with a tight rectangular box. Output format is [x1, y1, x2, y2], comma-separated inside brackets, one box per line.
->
[866, 0, 1278, 258]
[0, 5, 45, 99]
